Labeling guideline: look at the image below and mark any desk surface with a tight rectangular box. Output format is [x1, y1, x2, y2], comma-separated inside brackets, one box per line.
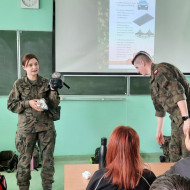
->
[64, 163, 175, 190]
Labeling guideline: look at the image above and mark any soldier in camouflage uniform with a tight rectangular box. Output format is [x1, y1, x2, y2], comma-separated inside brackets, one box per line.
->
[160, 136, 171, 162]
[7, 54, 60, 190]
[132, 51, 190, 162]
[164, 127, 190, 178]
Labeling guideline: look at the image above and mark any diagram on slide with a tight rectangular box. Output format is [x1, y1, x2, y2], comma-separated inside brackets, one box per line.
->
[109, 0, 155, 70]
[138, 0, 148, 10]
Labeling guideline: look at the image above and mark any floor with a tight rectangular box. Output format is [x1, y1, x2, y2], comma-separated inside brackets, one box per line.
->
[1, 153, 162, 190]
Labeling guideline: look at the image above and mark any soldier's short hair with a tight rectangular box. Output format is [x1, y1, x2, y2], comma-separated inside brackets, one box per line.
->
[149, 174, 190, 190]
[132, 51, 152, 65]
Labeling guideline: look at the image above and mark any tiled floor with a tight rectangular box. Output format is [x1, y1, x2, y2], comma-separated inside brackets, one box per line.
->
[1, 153, 162, 190]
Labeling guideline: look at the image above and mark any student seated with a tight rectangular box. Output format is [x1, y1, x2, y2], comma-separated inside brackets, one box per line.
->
[149, 174, 190, 190]
[164, 127, 190, 178]
[86, 126, 156, 190]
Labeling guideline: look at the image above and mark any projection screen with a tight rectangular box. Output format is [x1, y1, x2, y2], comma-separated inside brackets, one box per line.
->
[55, 0, 190, 74]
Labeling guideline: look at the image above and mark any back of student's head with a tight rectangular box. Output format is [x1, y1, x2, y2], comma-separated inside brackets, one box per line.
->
[105, 126, 143, 189]
[150, 174, 190, 190]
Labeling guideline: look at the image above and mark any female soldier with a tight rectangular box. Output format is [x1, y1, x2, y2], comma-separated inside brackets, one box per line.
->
[87, 126, 156, 190]
[7, 54, 60, 190]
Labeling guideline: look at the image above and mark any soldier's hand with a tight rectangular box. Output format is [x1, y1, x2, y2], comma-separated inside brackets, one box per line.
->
[156, 131, 165, 145]
[29, 99, 42, 112]
[185, 127, 190, 151]
[183, 119, 190, 135]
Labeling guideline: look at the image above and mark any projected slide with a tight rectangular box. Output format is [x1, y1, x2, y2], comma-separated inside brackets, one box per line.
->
[55, 0, 190, 74]
[109, 0, 156, 69]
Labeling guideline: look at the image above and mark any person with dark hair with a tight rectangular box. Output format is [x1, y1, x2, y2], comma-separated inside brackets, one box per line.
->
[86, 126, 156, 190]
[132, 51, 190, 162]
[7, 54, 60, 190]
[164, 127, 190, 178]
[149, 174, 190, 190]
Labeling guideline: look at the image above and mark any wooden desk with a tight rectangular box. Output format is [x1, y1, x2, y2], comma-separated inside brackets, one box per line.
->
[64, 163, 174, 190]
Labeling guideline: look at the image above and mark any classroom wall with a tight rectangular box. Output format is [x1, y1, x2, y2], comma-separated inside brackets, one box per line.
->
[0, 0, 171, 156]
[0, 0, 52, 31]
[0, 95, 171, 156]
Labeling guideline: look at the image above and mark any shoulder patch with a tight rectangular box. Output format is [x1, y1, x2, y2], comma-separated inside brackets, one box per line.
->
[154, 70, 158, 75]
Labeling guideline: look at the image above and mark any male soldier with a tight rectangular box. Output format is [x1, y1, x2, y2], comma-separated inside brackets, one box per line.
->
[132, 51, 190, 162]
[164, 127, 190, 178]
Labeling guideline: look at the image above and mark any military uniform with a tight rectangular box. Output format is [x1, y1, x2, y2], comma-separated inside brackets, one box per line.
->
[150, 63, 190, 162]
[7, 75, 60, 190]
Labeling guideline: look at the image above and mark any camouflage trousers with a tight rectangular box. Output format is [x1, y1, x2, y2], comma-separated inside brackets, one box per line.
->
[169, 121, 190, 162]
[15, 129, 56, 189]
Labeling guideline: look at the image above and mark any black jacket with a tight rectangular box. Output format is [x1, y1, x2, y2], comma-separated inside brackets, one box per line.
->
[86, 169, 156, 190]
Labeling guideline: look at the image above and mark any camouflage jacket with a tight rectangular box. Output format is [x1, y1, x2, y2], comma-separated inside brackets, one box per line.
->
[150, 63, 190, 126]
[7, 75, 60, 133]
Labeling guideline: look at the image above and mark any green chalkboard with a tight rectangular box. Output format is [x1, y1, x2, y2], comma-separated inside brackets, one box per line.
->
[130, 77, 150, 95]
[0, 31, 17, 95]
[20, 31, 52, 79]
[0, 30, 53, 95]
[0, 30, 151, 96]
[59, 76, 127, 95]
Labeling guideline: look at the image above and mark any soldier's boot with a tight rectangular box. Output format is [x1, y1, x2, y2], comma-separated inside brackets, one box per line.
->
[43, 184, 52, 190]
[19, 186, 29, 190]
